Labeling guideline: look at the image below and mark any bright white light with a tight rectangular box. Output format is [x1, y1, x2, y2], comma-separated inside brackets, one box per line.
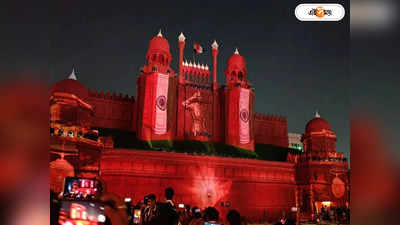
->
[98, 214, 106, 222]
[322, 201, 332, 206]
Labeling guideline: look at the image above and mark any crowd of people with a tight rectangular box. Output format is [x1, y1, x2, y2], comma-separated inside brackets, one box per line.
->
[124, 187, 244, 225]
[51, 186, 350, 225]
[50, 187, 250, 225]
[315, 206, 350, 224]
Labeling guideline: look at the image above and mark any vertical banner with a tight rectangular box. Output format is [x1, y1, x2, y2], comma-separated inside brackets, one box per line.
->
[154, 73, 169, 135]
[239, 88, 250, 144]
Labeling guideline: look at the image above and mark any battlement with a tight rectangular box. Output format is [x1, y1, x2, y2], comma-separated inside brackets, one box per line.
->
[254, 112, 287, 122]
[182, 60, 211, 85]
[88, 89, 135, 102]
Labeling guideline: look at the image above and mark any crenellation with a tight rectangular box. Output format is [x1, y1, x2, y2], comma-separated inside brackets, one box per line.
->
[87, 88, 134, 102]
[254, 112, 287, 123]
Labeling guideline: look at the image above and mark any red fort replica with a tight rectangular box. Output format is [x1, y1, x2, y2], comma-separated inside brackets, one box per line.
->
[50, 31, 349, 222]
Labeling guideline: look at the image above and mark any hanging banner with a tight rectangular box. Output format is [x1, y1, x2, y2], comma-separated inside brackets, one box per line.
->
[154, 73, 169, 135]
[239, 88, 250, 144]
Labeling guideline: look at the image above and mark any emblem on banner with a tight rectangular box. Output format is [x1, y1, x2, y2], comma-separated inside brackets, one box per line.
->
[156, 95, 167, 111]
[240, 109, 249, 123]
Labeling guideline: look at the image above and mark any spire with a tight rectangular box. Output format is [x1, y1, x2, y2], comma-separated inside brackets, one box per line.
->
[178, 32, 186, 42]
[157, 29, 163, 37]
[315, 110, 321, 118]
[69, 68, 77, 80]
[212, 40, 219, 50]
[234, 48, 239, 55]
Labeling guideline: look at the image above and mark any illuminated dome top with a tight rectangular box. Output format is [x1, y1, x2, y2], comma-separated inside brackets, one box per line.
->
[147, 30, 171, 55]
[51, 69, 88, 100]
[50, 157, 74, 193]
[305, 111, 331, 133]
[50, 158, 74, 172]
[227, 48, 246, 69]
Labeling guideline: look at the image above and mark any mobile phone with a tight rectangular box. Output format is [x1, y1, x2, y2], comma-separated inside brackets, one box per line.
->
[133, 209, 141, 224]
[58, 200, 106, 225]
[62, 177, 102, 200]
[178, 203, 185, 208]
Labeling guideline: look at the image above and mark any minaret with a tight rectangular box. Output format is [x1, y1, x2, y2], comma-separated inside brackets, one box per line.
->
[136, 30, 175, 141]
[178, 32, 186, 84]
[211, 40, 219, 90]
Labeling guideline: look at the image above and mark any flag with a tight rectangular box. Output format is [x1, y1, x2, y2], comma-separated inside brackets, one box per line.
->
[193, 42, 203, 54]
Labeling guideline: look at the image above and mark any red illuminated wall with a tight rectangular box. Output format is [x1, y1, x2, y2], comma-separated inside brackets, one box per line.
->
[100, 149, 296, 222]
[254, 113, 289, 148]
[86, 89, 135, 131]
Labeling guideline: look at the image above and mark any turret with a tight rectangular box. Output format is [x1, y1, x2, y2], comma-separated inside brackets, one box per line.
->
[178, 32, 186, 84]
[225, 48, 249, 88]
[143, 30, 174, 75]
[212, 40, 219, 90]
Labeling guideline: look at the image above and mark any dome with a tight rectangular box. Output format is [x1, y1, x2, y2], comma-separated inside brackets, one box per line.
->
[51, 70, 88, 100]
[227, 48, 246, 69]
[306, 112, 331, 133]
[147, 30, 171, 55]
[50, 158, 74, 171]
[50, 158, 75, 193]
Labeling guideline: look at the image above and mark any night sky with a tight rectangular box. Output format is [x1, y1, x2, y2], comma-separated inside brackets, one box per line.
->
[11, 1, 351, 159]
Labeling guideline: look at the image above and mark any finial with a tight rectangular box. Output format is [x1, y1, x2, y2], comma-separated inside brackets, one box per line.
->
[157, 29, 163, 37]
[178, 32, 186, 42]
[234, 48, 239, 55]
[201, 64, 205, 70]
[69, 68, 77, 80]
[315, 110, 321, 118]
[212, 40, 219, 49]
[205, 64, 209, 70]
[194, 63, 198, 68]
[188, 61, 193, 67]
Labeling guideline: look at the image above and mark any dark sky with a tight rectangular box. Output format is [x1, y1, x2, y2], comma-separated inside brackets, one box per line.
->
[5, 1, 351, 159]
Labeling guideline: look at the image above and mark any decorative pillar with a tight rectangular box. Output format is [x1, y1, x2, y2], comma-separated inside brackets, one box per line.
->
[176, 32, 186, 139]
[211, 40, 219, 90]
[178, 32, 186, 84]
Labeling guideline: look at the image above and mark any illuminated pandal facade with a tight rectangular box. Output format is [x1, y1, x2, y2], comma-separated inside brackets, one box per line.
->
[49, 31, 349, 222]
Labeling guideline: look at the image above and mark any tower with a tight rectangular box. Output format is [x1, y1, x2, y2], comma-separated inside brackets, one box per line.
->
[295, 111, 349, 221]
[136, 30, 177, 141]
[223, 48, 255, 151]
